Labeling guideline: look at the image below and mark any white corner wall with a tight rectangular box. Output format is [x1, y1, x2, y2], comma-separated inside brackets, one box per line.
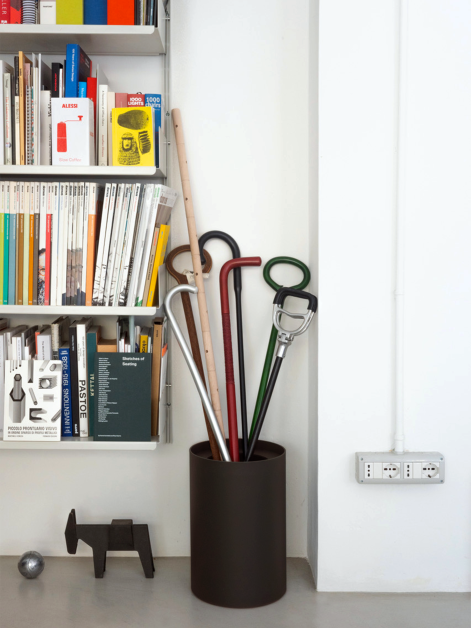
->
[0, 0, 311, 557]
[317, 0, 471, 592]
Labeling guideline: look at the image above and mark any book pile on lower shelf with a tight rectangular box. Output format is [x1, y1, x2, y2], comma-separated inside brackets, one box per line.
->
[0, 315, 167, 442]
[0, 181, 177, 307]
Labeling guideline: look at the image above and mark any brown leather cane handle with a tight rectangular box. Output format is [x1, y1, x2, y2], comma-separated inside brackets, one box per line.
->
[165, 246, 221, 460]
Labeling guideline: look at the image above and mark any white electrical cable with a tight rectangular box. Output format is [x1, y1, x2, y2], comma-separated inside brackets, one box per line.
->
[394, 0, 408, 454]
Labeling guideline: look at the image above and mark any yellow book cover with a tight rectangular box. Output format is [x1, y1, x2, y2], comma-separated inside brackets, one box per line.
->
[56, 0, 84, 25]
[146, 225, 170, 307]
[112, 107, 154, 167]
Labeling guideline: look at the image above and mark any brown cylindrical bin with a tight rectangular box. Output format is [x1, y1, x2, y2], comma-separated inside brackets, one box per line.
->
[190, 439, 286, 608]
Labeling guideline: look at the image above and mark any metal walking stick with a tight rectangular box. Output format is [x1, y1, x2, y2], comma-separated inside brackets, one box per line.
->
[246, 287, 318, 461]
[164, 284, 231, 462]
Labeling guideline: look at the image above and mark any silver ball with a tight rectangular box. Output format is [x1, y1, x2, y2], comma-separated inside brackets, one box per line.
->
[18, 551, 45, 579]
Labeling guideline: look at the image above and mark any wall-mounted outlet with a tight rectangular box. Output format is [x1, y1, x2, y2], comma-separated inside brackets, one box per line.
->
[355, 452, 445, 484]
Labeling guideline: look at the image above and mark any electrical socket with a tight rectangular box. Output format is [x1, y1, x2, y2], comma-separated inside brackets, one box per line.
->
[355, 452, 445, 484]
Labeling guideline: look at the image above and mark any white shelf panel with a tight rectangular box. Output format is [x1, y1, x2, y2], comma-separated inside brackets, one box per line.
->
[0, 25, 165, 56]
[0, 305, 163, 316]
[0, 436, 158, 450]
[0, 166, 162, 177]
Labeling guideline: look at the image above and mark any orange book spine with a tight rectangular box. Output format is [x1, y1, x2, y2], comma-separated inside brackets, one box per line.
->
[85, 213, 96, 306]
[28, 213, 34, 305]
[107, 0, 134, 25]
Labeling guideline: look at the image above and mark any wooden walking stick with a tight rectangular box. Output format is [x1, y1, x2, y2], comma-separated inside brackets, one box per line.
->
[172, 109, 226, 441]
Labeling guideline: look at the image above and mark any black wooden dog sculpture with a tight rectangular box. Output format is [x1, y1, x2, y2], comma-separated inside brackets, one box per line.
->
[65, 509, 155, 578]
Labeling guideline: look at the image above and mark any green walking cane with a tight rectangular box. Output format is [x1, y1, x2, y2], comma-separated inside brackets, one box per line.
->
[249, 257, 311, 439]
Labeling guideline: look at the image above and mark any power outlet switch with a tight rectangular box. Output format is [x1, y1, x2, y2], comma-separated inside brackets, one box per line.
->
[355, 452, 445, 484]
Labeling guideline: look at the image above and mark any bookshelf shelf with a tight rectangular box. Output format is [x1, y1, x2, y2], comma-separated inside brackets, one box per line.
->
[0, 435, 158, 450]
[0, 305, 164, 316]
[0, 25, 166, 56]
[0, 166, 163, 177]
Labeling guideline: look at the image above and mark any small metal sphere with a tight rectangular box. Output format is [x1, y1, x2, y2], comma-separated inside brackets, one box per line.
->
[18, 551, 45, 579]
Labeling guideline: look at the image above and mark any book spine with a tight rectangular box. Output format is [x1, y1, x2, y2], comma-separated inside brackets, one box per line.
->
[107, 91, 115, 166]
[37, 181, 47, 304]
[98, 85, 108, 166]
[40, 91, 51, 166]
[66, 182, 75, 305]
[108, 0, 134, 25]
[50, 182, 60, 305]
[10, 0, 20, 23]
[59, 183, 69, 304]
[69, 326, 79, 436]
[0, 335, 5, 430]
[22, 0, 35, 23]
[146, 224, 170, 307]
[44, 183, 53, 305]
[0, 196, 3, 304]
[14, 56, 19, 165]
[3, 184, 9, 305]
[59, 346, 72, 437]
[65, 44, 79, 98]
[32, 184, 39, 304]
[77, 322, 89, 437]
[16, 183, 24, 304]
[0, 0, 10, 24]
[86, 331, 98, 437]
[84, 0, 106, 24]
[28, 185, 35, 304]
[57, 0, 83, 25]
[84, 183, 96, 306]
[22, 182, 30, 304]
[80, 182, 90, 305]
[51, 63, 61, 98]
[8, 183, 16, 304]
[39, 0, 57, 25]
[4, 74, 13, 165]
[79, 82, 87, 98]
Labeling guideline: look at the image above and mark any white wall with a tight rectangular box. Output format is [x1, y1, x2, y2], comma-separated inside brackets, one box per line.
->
[317, 0, 471, 592]
[0, 0, 311, 557]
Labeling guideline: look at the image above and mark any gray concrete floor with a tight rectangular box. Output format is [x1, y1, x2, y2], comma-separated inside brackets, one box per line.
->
[0, 557, 470, 628]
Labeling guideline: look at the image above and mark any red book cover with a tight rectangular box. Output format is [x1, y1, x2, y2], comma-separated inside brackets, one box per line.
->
[45, 211, 52, 306]
[115, 93, 128, 108]
[0, 0, 10, 24]
[127, 93, 145, 107]
[10, 0, 20, 23]
[108, 0, 134, 25]
[87, 77, 98, 128]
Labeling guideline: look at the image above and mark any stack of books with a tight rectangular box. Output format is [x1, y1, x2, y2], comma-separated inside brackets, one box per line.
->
[0, 0, 161, 26]
[0, 180, 177, 307]
[0, 44, 164, 167]
[0, 316, 167, 441]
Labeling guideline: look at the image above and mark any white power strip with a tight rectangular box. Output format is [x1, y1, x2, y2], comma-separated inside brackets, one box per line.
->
[355, 452, 445, 484]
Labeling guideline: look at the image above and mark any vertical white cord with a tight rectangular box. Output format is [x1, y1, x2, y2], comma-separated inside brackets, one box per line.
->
[394, 0, 408, 454]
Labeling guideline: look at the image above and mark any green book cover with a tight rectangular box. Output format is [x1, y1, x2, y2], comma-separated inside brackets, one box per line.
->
[57, 0, 84, 24]
[0, 213, 4, 304]
[3, 213, 9, 305]
[94, 354, 152, 442]
[86, 326, 100, 438]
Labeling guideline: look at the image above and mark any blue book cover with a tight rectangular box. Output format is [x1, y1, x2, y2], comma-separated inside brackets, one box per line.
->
[86, 327, 100, 438]
[3, 213, 9, 305]
[8, 211, 15, 305]
[145, 94, 162, 168]
[59, 345, 73, 437]
[84, 0, 107, 25]
[65, 45, 91, 98]
[79, 82, 87, 97]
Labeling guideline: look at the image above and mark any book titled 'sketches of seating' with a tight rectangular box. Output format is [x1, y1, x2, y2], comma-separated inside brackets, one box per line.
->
[94, 353, 151, 441]
[51, 99, 95, 166]
[111, 107, 154, 167]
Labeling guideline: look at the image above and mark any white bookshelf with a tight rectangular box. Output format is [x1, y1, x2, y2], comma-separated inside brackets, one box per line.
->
[0, 305, 163, 316]
[0, 20, 166, 57]
[0, 435, 158, 450]
[0, 166, 162, 177]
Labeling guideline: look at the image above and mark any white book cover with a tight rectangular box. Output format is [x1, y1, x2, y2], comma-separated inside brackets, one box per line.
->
[76, 319, 92, 437]
[37, 330, 52, 360]
[118, 183, 141, 306]
[107, 91, 115, 166]
[26, 84, 32, 166]
[135, 185, 162, 306]
[52, 98, 95, 166]
[66, 183, 75, 304]
[38, 54, 52, 162]
[98, 183, 116, 305]
[50, 182, 60, 305]
[73, 183, 84, 304]
[58, 183, 69, 305]
[30, 70, 36, 165]
[40, 0, 56, 24]
[110, 184, 132, 306]
[23, 182, 31, 305]
[127, 184, 154, 306]
[38, 183, 47, 305]
[103, 183, 124, 306]
[98, 85, 109, 167]
[3, 360, 62, 441]
[3, 73, 13, 165]
[40, 91, 52, 166]
[32, 66, 40, 165]
[81, 182, 91, 306]
[0, 61, 13, 166]
[94, 64, 108, 157]
[92, 183, 111, 306]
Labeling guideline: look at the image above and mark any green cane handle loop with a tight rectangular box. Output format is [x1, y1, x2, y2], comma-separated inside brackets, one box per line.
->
[263, 256, 311, 292]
